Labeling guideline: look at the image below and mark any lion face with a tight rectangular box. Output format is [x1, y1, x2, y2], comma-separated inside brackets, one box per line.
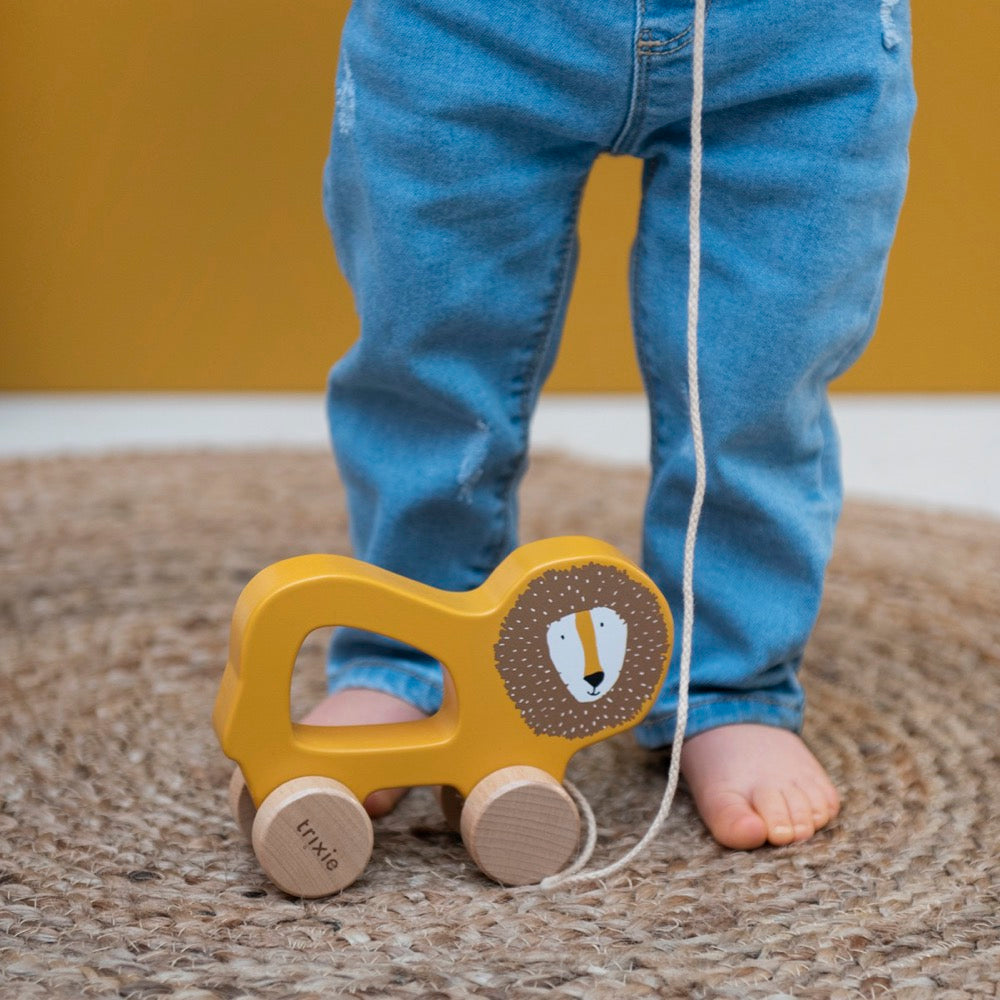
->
[545, 606, 627, 702]
[493, 563, 669, 740]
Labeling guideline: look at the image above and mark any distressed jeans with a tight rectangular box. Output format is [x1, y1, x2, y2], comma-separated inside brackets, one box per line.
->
[321, 0, 916, 747]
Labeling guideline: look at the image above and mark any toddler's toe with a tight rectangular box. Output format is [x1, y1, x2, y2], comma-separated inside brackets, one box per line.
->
[698, 788, 768, 850]
[782, 783, 818, 842]
[680, 724, 840, 850]
[363, 787, 407, 818]
[801, 773, 841, 829]
[750, 786, 797, 846]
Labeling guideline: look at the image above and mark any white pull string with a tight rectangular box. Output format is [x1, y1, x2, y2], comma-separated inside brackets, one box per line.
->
[527, 0, 709, 892]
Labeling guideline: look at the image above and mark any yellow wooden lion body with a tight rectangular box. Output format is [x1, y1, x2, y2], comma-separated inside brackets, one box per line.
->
[213, 536, 673, 810]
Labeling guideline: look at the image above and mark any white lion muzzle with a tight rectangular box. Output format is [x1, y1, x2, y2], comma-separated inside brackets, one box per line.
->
[546, 607, 628, 702]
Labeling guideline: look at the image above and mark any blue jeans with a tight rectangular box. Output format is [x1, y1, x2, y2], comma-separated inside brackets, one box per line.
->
[321, 0, 916, 747]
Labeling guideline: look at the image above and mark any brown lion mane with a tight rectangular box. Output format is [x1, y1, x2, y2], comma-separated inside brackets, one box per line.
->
[492, 562, 670, 739]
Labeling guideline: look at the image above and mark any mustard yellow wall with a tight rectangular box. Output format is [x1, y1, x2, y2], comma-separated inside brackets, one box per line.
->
[2, 2, 997, 392]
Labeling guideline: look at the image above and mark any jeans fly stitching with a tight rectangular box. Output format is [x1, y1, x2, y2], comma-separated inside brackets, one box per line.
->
[611, 51, 651, 155]
[610, 0, 646, 154]
[635, 1, 711, 57]
[637, 25, 692, 56]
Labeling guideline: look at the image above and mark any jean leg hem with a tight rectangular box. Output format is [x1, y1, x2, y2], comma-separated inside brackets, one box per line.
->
[325, 661, 443, 716]
[635, 695, 805, 749]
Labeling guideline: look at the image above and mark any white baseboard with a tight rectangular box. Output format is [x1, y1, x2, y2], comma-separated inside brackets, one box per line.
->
[1, 392, 997, 517]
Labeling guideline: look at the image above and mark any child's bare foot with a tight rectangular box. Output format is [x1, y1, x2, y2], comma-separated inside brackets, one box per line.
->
[680, 723, 840, 849]
[299, 688, 427, 818]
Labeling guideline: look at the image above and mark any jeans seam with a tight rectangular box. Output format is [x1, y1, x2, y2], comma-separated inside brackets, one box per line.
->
[482, 167, 594, 571]
[630, 167, 666, 462]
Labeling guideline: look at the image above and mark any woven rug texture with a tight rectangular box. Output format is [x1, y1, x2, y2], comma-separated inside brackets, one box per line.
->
[1, 450, 998, 999]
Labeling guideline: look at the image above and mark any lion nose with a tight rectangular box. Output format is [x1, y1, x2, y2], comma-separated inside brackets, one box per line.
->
[584, 670, 605, 691]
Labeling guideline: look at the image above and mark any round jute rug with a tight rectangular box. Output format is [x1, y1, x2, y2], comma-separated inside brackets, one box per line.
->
[1, 450, 998, 999]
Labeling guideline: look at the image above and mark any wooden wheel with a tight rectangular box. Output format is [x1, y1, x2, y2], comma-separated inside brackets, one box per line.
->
[437, 785, 465, 833]
[228, 766, 257, 841]
[460, 766, 580, 886]
[251, 776, 373, 897]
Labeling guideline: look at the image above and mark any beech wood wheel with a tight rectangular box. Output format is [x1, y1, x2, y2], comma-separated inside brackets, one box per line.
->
[228, 766, 257, 841]
[460, 766, 580, 886]
[251, 776, 374, 897]
[437, 785, 465, 833]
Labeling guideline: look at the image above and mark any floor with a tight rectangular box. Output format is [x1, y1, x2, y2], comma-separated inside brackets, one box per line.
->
[1, 392, 998, 518]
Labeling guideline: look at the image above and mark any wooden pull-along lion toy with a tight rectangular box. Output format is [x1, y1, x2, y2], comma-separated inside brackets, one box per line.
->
[213, 536, 673, 897]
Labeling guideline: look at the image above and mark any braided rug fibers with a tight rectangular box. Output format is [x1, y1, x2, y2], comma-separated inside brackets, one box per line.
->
[1, 450, 998, 999]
